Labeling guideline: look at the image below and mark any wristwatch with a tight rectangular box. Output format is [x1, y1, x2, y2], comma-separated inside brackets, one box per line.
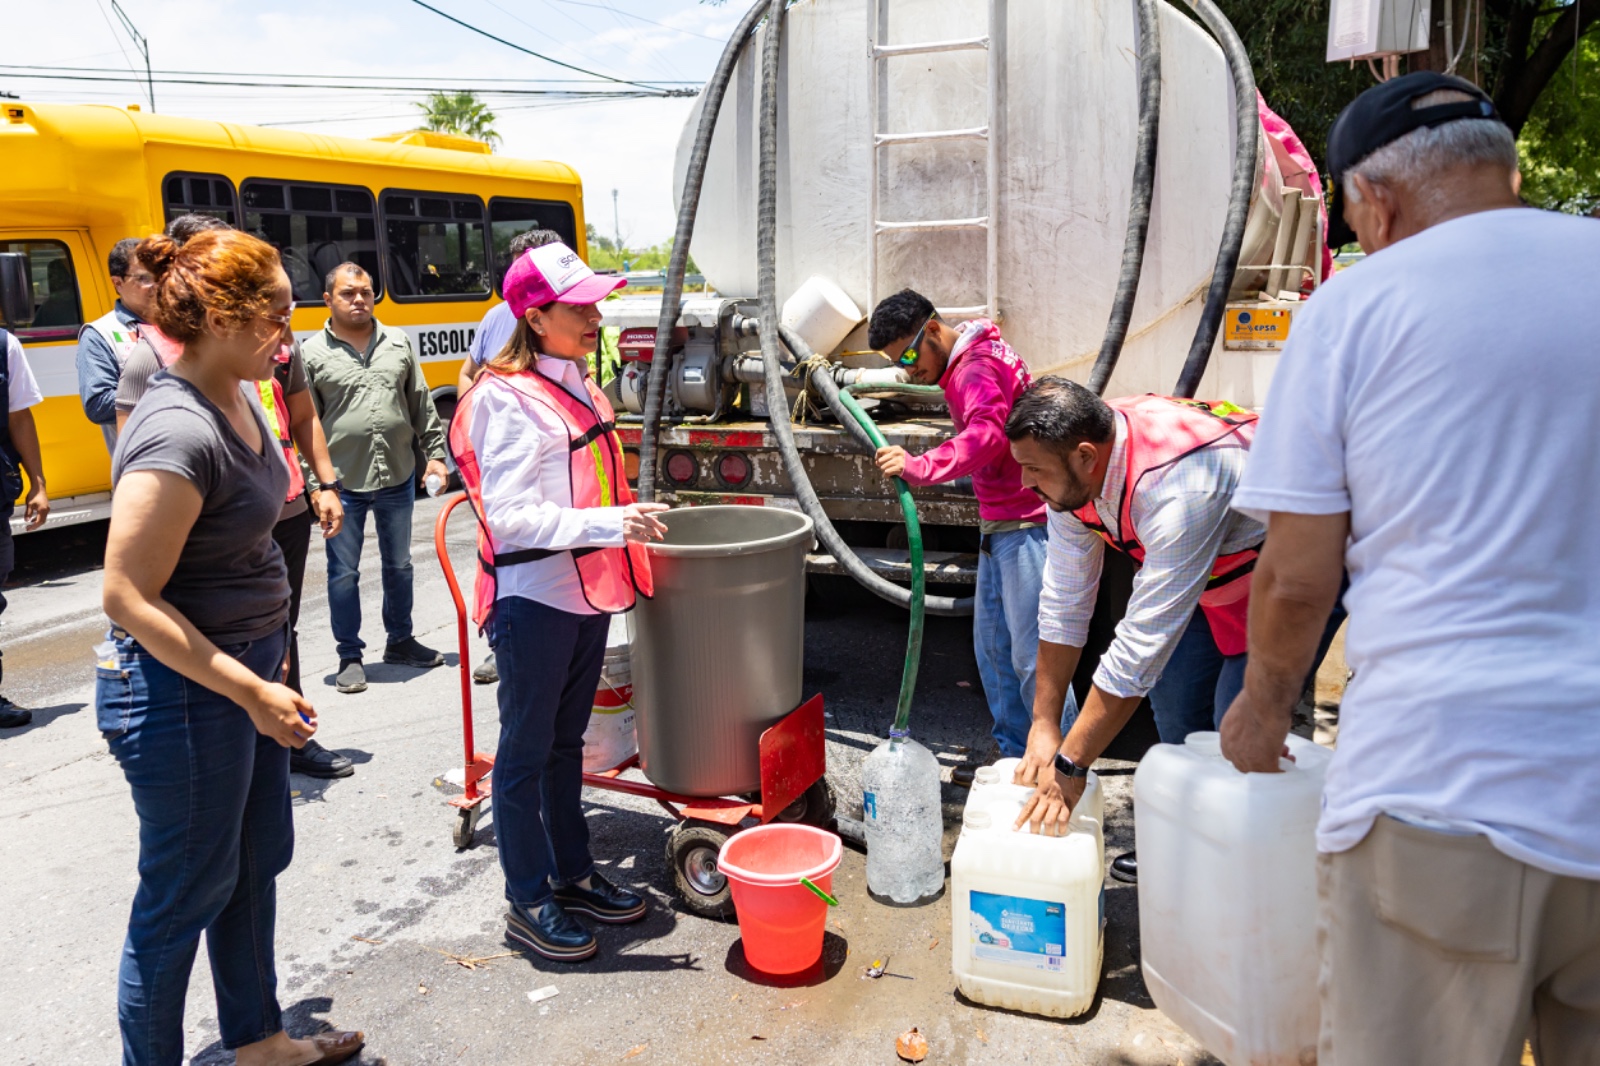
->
[1053, 752, 1091, 780]
[317, 480, 344, 495]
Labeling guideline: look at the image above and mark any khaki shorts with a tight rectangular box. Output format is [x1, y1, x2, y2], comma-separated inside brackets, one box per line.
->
[1318, 814, 1600, 1066]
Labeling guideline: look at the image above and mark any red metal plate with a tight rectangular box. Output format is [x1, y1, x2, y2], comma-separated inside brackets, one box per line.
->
[758, 694, 827, 823]
[687, 429, 765, 448]
[615, 427, 643, 445]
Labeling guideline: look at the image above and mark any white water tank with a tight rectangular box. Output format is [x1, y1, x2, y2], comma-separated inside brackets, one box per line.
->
[676, 0, 1287, 405]
[1133, 731, 1331, 1065]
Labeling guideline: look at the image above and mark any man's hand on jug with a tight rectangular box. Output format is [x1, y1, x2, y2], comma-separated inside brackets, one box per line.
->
[1015, 774, 1083, 837]
[875, 446, 909, 480]
[1012, 720, 1064, 787]
[622, 502, 671, 544]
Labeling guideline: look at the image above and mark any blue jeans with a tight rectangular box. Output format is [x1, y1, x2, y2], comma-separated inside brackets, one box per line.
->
[1146, 596, 1349, 743]
[97, 627, 292, 1065]
[325, 482, 416, 661]
[487, 597, 606, 906]
[975, 526, 1078, 757]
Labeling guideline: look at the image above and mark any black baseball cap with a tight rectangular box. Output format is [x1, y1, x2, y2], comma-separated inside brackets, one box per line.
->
[1324, 72, 1504, 249]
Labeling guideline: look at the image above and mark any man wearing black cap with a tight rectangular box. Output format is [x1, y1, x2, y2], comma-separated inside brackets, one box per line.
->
[1219, 72, 1600, 1063]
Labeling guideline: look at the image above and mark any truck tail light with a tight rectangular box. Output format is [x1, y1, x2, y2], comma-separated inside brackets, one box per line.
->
[664, 451, 698, 486]
[622, 449, 640, 481]
[716, 452, 752, 488]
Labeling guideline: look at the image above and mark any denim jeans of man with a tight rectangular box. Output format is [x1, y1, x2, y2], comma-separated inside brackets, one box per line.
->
[97, 627, 293, 1066]
[1145, 597, 1348, 743]
[975, 526, 1078, 756]
[326, 482, 416, 662]
[488, 596, 607, 906]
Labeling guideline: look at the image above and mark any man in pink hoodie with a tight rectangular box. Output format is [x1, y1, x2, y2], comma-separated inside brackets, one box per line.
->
[869, 289, 1074, 756]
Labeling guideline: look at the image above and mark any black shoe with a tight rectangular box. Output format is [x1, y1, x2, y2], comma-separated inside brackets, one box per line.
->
[552, 871, 647, 924]
[1110, 850, 1138, 884]
[506, 900, 597, 962]
[335, 658, 368, 694]
[290, 738, 355, 779]
[383, 637, 444, 669]
[0, 698, 31, 729]
[472, 653, 499, 685]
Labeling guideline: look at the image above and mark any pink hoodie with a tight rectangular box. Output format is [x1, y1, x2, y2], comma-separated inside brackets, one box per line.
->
[899, 320, 1045, 525]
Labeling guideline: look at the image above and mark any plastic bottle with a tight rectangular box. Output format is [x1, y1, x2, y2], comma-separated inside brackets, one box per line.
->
[861, 729, 944, 904]
[425, 473, 445, 497]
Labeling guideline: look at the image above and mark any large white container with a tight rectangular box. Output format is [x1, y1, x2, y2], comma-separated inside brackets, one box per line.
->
[1134, 732, 1332, 1066]
[950, 763, 1105, 1019]
[677, 0, 1287, 405]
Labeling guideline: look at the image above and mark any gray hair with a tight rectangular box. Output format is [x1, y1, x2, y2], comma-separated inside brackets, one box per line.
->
[1344, 90, 1517, 209]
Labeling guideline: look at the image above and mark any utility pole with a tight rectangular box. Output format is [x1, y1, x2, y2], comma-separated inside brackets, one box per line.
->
[612, 189, 623, 260]
[110, 0, 155, 113]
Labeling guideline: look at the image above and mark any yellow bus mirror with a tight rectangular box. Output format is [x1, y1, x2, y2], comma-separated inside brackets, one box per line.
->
[0, 254, 34, 330]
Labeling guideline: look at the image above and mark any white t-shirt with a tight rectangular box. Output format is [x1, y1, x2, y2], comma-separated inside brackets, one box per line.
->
[3, 330, 45, 412]
[1233, 207, 1600, 879]
[463, 355, 626, 615]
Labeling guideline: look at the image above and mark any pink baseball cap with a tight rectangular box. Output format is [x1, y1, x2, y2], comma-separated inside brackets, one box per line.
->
[503, 241, 626, 318]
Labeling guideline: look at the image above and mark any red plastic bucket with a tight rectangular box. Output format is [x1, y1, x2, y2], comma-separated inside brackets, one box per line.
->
[717, 824, 842, 974]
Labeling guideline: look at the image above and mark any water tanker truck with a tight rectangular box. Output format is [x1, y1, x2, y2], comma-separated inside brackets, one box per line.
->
[603, 0, 1327, 607]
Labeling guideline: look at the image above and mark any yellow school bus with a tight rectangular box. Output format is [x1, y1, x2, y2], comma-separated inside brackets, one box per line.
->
[0, 100, 587, 531]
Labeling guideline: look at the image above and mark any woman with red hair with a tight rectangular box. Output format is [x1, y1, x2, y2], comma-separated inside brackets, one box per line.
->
[99, 229, 363, 1065]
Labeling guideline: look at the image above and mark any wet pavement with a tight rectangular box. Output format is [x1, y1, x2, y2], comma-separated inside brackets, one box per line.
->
[0, 498, 1220, 1065]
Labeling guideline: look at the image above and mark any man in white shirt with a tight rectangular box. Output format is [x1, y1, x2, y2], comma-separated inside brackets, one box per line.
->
[1221, 72, 1600, 1064]
[0, 327, 50, 729]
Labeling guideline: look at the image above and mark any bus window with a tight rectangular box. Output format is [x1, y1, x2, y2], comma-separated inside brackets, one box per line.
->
[242, 179, 381, 304]
[382, 191, 489, 300]
[163, 172, 238, 225]
[1, 240, 81, 342]
[488, 198, 578, 294]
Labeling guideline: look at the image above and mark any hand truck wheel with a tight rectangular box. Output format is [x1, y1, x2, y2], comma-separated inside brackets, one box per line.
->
[666, 821, 736, 920]
[453, 805, 482, 849]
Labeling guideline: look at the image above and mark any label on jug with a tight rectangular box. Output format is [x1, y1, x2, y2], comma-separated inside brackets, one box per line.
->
[863, 791, 878, 823]
[969, 891, 1067, 971]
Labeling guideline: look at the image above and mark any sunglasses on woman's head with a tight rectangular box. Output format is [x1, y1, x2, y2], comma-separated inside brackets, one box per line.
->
[897, 314, 936, 367]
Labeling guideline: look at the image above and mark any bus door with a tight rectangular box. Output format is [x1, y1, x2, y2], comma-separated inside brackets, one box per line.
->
[0, 229, 115, 509]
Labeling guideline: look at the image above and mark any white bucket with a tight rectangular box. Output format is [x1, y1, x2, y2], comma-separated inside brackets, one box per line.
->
[781, 275, 863, 358]
[583, 613, 637, 773]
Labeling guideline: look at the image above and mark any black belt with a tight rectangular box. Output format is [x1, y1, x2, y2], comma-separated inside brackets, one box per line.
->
[481, 545, 599, 573]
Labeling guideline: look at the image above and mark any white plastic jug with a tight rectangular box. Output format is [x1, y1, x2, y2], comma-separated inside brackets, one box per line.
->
[1134, 731, 1332, 1066]
[950, 762, 1105, 1019]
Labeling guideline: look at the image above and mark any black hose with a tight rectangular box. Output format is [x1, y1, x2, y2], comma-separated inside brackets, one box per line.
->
[756, 0, 972, 618]
[776, 324, 878, 453]
[1172, 0, 1258, 398]
[637, 0, 769, 502]
[1087, 0, 1161, 397]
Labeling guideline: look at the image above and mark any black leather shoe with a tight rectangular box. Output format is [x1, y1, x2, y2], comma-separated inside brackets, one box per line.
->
[552, 871, 647, 924]
[383, 637, 444, 669]
[506, 900, 596, 962]
[1110, 850, 1138, 884]
[290, 739, 355, 779]
[0, 698, 30, 729]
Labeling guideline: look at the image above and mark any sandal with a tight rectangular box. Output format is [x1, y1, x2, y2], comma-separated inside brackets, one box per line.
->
[294, 1030, 365, 1065]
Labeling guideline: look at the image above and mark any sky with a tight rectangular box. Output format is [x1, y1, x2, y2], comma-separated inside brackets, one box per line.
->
[2, 0, 736, 245]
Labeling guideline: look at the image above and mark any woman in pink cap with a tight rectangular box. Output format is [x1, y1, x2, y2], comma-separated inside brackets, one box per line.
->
[448, 242, 667, 962]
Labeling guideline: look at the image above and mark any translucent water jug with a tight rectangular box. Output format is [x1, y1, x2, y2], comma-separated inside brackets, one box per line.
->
[950, 761, 1105, 1019]
[1134, 731, 1332, 1066]
[861, 730, 945, 905]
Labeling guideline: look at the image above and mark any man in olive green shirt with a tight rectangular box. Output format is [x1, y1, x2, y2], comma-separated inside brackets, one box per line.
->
[302, 262, 450, 693]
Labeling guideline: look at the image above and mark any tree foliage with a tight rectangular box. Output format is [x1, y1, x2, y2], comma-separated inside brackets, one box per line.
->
[1208, 0, 1599, 213]
[585, 224, 699, 274]
[415, 91, 501, 149]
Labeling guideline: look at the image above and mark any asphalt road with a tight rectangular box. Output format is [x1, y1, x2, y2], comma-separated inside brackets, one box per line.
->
[0, 497, 1219, 1065]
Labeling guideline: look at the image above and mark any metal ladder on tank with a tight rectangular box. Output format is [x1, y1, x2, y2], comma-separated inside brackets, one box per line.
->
[866, 0, 1003, 321]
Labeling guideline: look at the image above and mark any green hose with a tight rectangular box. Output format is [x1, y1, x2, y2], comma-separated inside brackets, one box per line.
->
[834, 388, 924, 735]
[842, 382, 946, 400]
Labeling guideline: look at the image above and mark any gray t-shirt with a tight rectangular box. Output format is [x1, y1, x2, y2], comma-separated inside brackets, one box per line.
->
[113, 373, 291, 644]
[118, 340, 311, 521]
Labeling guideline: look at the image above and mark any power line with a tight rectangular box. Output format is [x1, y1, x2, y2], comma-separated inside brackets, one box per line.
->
[0, 69, 677, 97]
[403, 0, 688, 94]
[0, 63, 699, 85]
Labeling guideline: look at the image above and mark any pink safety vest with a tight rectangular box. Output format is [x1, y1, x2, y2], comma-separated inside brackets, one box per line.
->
[1072, 394, 1260, 656]
[449, 366, 653, 627]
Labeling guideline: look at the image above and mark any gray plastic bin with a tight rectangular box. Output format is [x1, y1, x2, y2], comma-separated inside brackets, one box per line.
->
[632, 506, 814, 797]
